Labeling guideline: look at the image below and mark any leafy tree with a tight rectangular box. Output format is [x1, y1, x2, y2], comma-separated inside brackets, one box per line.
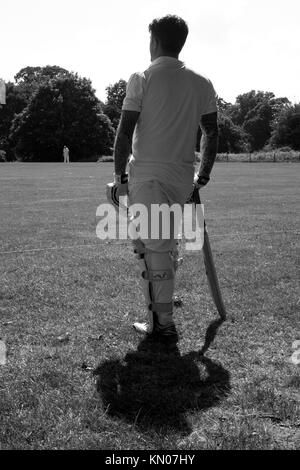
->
[217, 113, 250, 153]
[217, 97, 235, 115]
[242, 102, 273, 151]
[0, 66, 74, 159]
[103, 79, 127, 129]
[10, 74, 115, 161]
[14, 65, 71, 102]
[105, 79, 127, 110]
[230, 91, 290, 150]
[269, 103, 300, 150]
[0, 82, 27, 160]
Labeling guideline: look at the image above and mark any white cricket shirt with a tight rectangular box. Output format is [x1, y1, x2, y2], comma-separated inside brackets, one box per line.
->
[122, 56, 217, 194]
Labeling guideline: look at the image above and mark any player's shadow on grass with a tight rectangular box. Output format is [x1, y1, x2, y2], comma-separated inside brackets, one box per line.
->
[94, 323, 230, 435]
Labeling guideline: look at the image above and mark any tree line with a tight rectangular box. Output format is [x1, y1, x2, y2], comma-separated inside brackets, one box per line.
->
[0, 65, 299, 162]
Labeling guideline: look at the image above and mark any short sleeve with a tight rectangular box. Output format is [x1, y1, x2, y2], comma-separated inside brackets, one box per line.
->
[122, 72, 145, 112]
[202, 80, 218, 115]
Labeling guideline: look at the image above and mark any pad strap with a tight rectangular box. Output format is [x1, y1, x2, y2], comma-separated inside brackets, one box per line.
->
[114, 173, 128, 184]
[142, 270, 174, 281]
[149, 302, 173, 313]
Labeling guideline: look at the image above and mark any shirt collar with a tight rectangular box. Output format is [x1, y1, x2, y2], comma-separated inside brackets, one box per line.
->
[151, 56, 184, 67]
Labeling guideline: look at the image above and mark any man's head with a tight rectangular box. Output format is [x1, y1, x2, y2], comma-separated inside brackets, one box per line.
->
[149, 15, 189, 61]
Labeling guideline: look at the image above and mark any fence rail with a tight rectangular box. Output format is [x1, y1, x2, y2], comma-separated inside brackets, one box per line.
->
[195, 151, 300, 163]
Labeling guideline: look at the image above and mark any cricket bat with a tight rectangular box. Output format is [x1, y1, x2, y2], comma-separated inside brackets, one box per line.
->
[193, 188, 227, 320]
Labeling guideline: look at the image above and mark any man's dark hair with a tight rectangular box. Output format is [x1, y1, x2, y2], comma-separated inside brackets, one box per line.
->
[148, 15, 189, 55]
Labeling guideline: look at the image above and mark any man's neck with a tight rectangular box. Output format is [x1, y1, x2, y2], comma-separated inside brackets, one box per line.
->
[152, 52, 179, 61]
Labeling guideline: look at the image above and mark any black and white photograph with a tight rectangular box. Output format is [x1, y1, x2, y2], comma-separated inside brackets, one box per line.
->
[0, 0, 299, 455]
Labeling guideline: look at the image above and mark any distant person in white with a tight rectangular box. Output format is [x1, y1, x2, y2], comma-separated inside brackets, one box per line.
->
[109, 15, 218, 341]
[63, 145, 70, 163]
[0, 79, 6, 105]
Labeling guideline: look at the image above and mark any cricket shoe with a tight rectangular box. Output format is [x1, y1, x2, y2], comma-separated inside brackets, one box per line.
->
[133, 321, 178, 342]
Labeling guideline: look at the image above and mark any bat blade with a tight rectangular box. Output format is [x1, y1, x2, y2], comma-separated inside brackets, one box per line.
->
[193, 188, 227, 320]
[202, 227, 227, 320]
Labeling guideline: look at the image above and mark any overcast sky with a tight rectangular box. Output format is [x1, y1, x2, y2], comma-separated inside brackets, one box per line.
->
[1, 0, 299, 104]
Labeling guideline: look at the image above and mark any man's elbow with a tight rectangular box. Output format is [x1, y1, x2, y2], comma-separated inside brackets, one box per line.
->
[202, 127, 218, 142]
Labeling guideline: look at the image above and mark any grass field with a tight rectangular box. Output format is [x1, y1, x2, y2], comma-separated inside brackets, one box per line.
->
[0, 162, 299, 450]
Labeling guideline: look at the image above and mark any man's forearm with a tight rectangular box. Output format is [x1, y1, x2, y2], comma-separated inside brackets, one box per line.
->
[199, 131, 218, 178]
[113, 110, 140, 175]
[113, 131, 132, 175]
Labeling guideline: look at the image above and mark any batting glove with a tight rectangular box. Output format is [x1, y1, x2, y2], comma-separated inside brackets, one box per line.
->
[194, 173, 210, 189]
[186, 173, 210, 203]
[106, 173, 128, 210]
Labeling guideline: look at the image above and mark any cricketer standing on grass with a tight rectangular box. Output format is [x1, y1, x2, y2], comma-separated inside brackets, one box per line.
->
[63, 145, 70, 163]
[0, 79, 6, 105]
[107, 15, 219, 341]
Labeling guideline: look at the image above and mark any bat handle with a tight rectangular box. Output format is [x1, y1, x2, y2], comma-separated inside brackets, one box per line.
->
[193, 187, 201, 205]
